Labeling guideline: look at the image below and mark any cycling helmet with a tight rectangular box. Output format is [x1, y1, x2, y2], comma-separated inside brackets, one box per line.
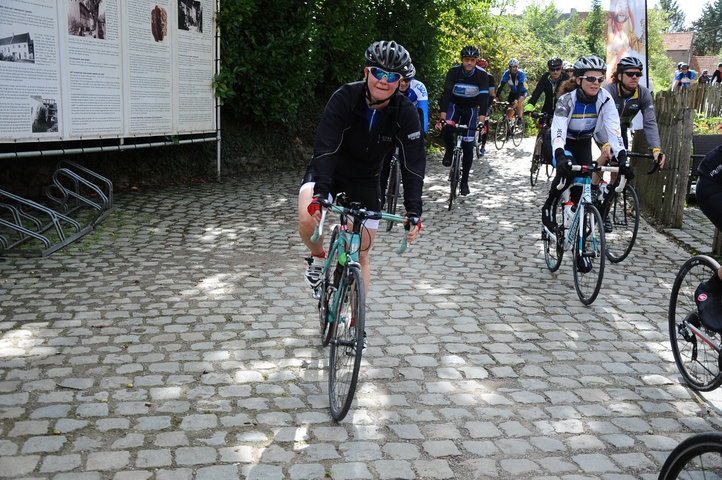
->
[616, 56, 643, 72]
[460, 45, 480, 59]
[365, 40, 412, 74]
[563, 60, 574, 71]
[573, 55, 607, 76]
[477, 58, 488, 68]
[403, 63, 416, 80]
[677, 62, 684, 69]
[718, 62, 722, 67]
[703, 69, 709, 74]
[680, 62, 689, 69]
[508, 58, 520, 67]
[547, 57, 563, 69]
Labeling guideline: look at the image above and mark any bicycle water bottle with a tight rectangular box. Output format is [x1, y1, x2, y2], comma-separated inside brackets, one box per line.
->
[598, 181, 609, 203]
[563, 201, 575, 228]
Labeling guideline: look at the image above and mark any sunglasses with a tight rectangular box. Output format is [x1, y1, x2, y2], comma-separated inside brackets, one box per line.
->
[369, 67, 401, 83]
[580, 75, 605, 83]
[462, 57, 477, 62]
[401, 77, 412, 83]
[550, 67, 562, 71]
[623, 71, 643, 78]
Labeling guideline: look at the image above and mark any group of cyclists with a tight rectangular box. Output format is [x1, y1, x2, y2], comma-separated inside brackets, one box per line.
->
[672, 61, 722, 89]
[296, 39, 722, 330]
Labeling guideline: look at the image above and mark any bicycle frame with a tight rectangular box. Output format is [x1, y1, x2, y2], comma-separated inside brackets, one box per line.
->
[679, 320, 722, 355]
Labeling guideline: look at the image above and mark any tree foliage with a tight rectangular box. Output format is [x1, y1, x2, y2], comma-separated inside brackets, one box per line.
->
[584, 0, 606, 57]
[692, 0, 722, 55]
[659, 0, 687, 32]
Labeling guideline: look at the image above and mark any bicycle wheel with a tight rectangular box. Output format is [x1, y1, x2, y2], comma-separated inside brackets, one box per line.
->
[572, 204, 606, 305]
[511, 119, 524, 147]
[448, 149, 461, 211]
[320, 225, 341, 347]
[385, 161, 400, 232]
[494, 118, 507, 150]
[530, 135, 543, 187]
[328, 265, 365, 421]
[669, 255, 722, 391]
[658, 432, 722, 480]
[604, 184, 640, 263]
[543, 196, 564, 272]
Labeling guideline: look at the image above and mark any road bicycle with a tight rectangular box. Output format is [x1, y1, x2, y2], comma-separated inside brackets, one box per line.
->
[542, 162, 613, 305]
[383, 146, 401, 231]
[310, 197, 409, 421]
[658, 432, 722, 479]
[494, 101, 524, 150]
[527, 111, 553, 188]
[441, 120, 474, 211]
[474, 116, 489, 159]
[668, 254, 722, 391]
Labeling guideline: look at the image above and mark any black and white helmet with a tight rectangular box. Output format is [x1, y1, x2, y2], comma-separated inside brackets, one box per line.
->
[616, 56, 643, 72]
[508, 58, 520, 67]
[404, 63, 416, 80]
[365, 40, 412, 74]
[460, 45, 480, 59]
[563, 60, 574, 71]
[574, 55, 607, 76]
[547, 57, 563, 69]
[680, 62, 689, 69]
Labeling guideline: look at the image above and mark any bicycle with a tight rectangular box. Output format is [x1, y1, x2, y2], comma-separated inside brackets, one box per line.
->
[668, 254, 722, 391]
[494, 101, 524, 150]
[310, 197, 410, 421]
[658, 432, 722, 479]
[383, 146, 401, 232]
[440, 120, 474, 211]
[474, 115, 489, 159]
[527, 111, 553, 188]
[542, 162, 612, 305]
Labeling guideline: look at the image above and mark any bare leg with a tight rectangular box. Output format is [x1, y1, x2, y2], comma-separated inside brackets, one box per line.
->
[357, 225, 377, 294]
[298, 186, 324, 256]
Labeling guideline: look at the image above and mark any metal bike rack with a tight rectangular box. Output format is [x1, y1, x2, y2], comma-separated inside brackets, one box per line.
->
[0, 161, 114, 257]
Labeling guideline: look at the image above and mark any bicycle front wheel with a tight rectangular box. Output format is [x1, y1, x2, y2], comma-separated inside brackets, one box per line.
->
[385, 161, 400, 231]
[512, 119, 524, 147]
[329, 265, 365, 422]
[572, 204, 606, 305]
[320, 225, 341, 347]
[604, 184, 640, 263]
[448, 149, 461, 211]
[494, 119, 507, 150]
[530, 135, 543, 187]
[658, 432, 722, 480]
[669, 255, 722, 391]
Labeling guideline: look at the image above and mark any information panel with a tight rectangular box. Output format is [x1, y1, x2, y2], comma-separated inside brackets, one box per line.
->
[0, 0, 216, 142]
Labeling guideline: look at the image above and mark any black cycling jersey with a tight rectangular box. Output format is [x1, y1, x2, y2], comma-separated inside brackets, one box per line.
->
[528, 71, 569, 115]
[309, 81, 426, 216]
[697, 144, 722, 232]
[698, 144, 722, 184]
[439, 65, 490, 114]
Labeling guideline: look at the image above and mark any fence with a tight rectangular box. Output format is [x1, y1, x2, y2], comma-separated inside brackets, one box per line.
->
[632, 83, 721, 255]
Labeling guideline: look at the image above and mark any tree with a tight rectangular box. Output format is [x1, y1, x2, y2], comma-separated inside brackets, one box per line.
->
[646, 7, 676, 90]
[692, 0, 722, 55]
[659, 0, 687, 32]
[584, 0, 606, 57]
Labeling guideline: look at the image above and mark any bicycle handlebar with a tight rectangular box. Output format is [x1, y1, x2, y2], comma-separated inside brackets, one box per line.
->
[569, 163, 628, 192]
[627, 151, 664, 174]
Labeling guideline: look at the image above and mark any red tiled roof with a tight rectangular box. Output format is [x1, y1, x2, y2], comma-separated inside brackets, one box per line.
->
[663, 32, 694, 51]
[691, 56, 721, 74]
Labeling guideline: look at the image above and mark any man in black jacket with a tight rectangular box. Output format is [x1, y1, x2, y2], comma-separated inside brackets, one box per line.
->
[528, 57, 569, 118]
[298, 40, 425, 291]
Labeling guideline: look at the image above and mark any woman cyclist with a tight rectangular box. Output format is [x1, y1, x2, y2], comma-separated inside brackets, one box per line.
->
[298, 40, 425, 293]
[695, 144, 722, 327]
[540, 55, 630, 269]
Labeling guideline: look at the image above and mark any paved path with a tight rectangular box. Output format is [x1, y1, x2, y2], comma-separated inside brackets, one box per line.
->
[1, 137, 721, 480]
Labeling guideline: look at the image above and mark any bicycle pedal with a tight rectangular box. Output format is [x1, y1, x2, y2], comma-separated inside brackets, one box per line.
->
[311, 288, 321, 300]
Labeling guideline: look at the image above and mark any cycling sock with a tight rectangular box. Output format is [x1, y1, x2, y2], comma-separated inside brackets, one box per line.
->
[311, 249, 326, 258]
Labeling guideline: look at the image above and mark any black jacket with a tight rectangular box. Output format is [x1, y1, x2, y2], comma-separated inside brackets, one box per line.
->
[529, 72, 569, 115]
[311, 81, 426, 216]
[698, 144, 722, 184]
[439, 65, 490, 114]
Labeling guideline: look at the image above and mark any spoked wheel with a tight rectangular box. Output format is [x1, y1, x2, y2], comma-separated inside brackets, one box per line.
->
[530, 136, 543, 187]
[448, 150, 461, 211]
[543, 197, 564, 272]
[328, 265, 365, 422]
[604, 184, 639, 263]
[320, 225, 341, 347]
[572, 204, 606, 305]
[385, 162, 400, 232]
[658, 432, 722, 480]
[669, 255, 722, 391]
[494, 118, 507, 150]
[511, 119, 524, 147]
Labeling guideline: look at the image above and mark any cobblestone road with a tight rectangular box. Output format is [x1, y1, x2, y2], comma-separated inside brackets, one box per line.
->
[1, 137, 721, 480]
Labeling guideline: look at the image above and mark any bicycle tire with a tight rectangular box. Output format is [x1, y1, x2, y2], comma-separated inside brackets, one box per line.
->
[530, 135, 543, 187]
[669, 255, 722, 391]
[604, 184, 640, 263]
[658, 432, 722, 480]
[572, 204, 606, 305]
[448, 149, 461, 211]
[543, 196, 564, 272]
[328, 265, 365, 421]
[494, 118, 507, 150]
[385, 161, 400, 232]
[511, 119, 524, 147]
[320, 225, 341, 347]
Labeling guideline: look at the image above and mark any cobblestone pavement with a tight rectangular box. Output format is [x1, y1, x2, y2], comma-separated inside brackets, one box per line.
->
[1, 137, 722, 480]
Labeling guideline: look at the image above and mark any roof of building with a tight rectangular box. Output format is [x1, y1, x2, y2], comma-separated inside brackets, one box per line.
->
[691, 55, 721, 74]
[663, 32, 694, 51]
[0, 33, 31, 46]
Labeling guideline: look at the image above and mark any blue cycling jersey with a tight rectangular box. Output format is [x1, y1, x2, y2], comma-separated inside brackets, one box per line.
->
[498, 69, 529, 97]
[405, 79, 429, 133]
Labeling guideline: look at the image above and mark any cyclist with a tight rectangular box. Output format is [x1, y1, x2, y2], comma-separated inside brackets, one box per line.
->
[712, 63, 722, 84]
[695, 144, 722, 327]
[380, 63, 428, 204]
[476, 57, 495, 157]
[671, 62, 696, 90]
[563, 61, 575, 78]
[528, 57, 569, 118]
[298, 40, 424, 292]
[540, 55, 629, 271]
[497, 58, 528, 127]
[437, 45, 491, 196]
[699, 69, 711, 84]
